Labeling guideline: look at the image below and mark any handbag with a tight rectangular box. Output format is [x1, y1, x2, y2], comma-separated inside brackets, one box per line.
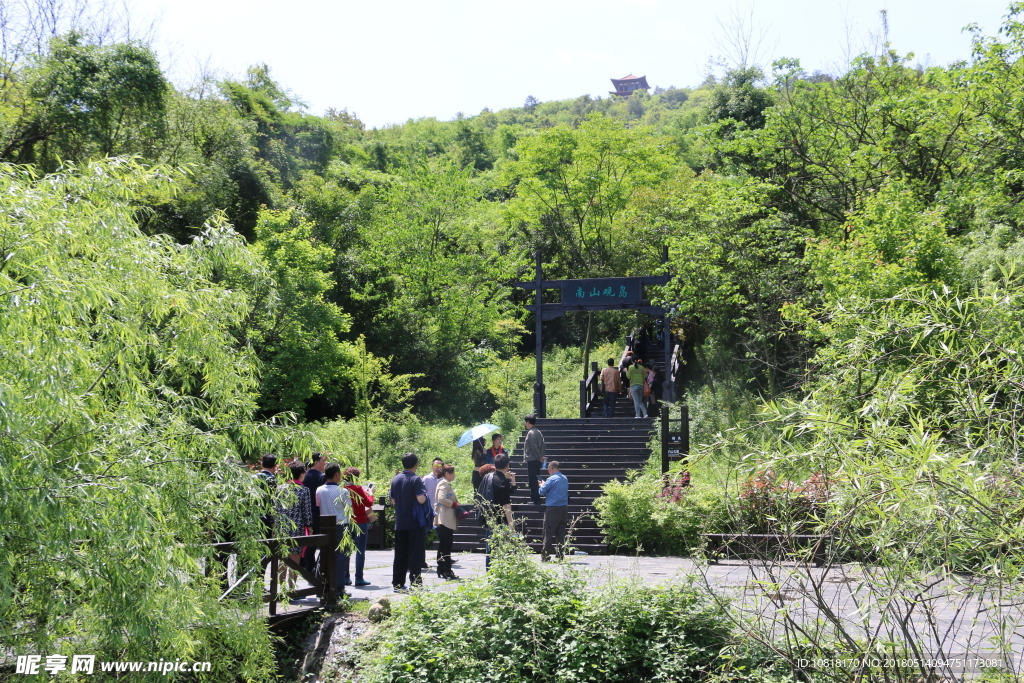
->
[366, 510, 379, 524]
[643, 381, 652, 397]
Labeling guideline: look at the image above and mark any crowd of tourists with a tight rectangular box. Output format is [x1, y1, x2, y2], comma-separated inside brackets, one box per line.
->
[254, 414, 569, 594]
[600, 353, 659, 419]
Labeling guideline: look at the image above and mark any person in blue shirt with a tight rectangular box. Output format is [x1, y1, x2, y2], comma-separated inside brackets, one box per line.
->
[537, 461, 569, 561]
[389, 452, 427, 590]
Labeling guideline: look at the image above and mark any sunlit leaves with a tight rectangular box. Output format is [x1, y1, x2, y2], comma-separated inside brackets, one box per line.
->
[0, 160, 299, 677]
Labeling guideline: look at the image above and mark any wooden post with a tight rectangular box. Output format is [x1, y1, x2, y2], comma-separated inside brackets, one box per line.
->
[320, 515, 337, 606]
[533, 249, 545, 418]
[680, 405, 689, 465]
[579, 379, 587, 418]
[660, 406, 669, 474]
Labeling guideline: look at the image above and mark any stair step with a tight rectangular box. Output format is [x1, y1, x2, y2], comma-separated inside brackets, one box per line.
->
[451, 543, 609, 554]
[453, 415, 655, 555]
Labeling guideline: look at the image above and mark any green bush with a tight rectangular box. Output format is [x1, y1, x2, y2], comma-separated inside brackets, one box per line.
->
[594, 473, 729, 555]
[357, 526, 742, 683]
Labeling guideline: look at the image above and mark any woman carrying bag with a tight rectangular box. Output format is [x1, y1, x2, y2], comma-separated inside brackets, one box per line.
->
[433, 465, 461, 580]
[625, 358, 648, 418]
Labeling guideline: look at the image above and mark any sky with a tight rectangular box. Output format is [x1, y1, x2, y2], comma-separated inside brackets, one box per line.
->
[130, 0, 1013, 128]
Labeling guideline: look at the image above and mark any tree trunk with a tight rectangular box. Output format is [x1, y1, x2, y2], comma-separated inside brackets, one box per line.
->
[363, 412, 370, 479]
[581, 311, 593, 379]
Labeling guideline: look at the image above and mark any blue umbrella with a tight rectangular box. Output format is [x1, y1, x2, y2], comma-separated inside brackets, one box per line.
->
[457, 423, 500, 448]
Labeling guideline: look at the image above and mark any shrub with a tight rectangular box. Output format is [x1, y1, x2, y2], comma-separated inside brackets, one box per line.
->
[594, 473, 729, 555]
[357, 525, 743, 683]
[737, 469, 831, 534]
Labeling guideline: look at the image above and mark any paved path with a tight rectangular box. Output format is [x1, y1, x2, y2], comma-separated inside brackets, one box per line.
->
[278, 551, 1024, 673]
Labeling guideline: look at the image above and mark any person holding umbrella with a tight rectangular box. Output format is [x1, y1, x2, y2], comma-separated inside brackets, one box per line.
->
[457, 423, 500, 491]
[471, 437, 487, 492]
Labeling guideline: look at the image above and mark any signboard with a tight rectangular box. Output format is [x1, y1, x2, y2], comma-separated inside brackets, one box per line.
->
[562, 278, 644, 306]
[666, 431, 686, 460]
[511, 270, 673, 417]
[661, 405, 689, 472]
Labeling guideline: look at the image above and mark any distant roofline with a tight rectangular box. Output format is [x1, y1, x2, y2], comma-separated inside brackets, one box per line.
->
[609, 75, 649, 85]
[609, 74, 650, 95]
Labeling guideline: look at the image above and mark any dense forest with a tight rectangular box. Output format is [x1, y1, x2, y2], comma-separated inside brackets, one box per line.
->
[6, 0, 1024, 678]
[9, 7, 1024, 423]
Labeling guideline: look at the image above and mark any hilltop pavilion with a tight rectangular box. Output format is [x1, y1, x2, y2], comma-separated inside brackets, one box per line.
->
[609, 74, 650, 97]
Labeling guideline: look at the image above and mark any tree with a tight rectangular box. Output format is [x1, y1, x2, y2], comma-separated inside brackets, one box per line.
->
[450, 119, 493, 171]
[505, 114, 672, 278]
[346, 160, 525, 420]
[721, 52, 971, 233]
[243, 208, 356, 417]
[0, 160, 307, 678]
[348, 336, 424, 478]
[504, 114, 673, 374]
[1, 33, 168, 168]
[654, 171, 811, 395]
[705, 65, 774, 134]
[219, 64, 334, 187]
[805, 181, 960, 304]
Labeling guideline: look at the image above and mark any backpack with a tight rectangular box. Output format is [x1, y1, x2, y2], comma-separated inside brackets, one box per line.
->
[477, 472, 496, 504]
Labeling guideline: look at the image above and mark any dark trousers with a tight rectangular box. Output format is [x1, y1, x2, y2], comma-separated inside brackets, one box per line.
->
[483, 526, 493, 570]
[392, 527, 426, 589]
[603, 390, 618, 418]
[528, 460, 542, 504]
[542, 505, 569, 560]
[436, 526, 454, 577]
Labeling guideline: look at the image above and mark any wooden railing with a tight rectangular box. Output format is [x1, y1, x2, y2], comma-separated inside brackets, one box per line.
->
[205, 514, 341, 623]
[579, 361, 601, 418]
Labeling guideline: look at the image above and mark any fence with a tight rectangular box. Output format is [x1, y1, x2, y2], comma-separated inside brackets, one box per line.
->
[205, 514, 341, 623]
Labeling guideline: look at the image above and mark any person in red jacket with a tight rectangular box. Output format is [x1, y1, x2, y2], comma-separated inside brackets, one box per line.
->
[343, 467, 375, 587]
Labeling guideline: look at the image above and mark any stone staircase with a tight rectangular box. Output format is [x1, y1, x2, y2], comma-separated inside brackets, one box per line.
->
[450, 416, 656, 555]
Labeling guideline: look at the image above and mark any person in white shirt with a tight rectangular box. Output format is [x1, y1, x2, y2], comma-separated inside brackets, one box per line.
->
[421, 458, 444, 566]
[315, 464, 351, 588]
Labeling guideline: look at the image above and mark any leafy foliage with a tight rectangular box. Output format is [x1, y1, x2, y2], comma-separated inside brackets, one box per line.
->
[358, 527, 743, 683]
[504, 114, 671, 278]
[806, 181, 960, 303]
[595, 474, 728, 555]
[0, 160, 311, 678]
[2, 34, 167, 169]
[245, 208, 355, 414]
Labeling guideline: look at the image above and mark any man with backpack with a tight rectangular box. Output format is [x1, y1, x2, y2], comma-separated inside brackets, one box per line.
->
[477, 453, 517, 569]
[600, 357, 621, 418]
